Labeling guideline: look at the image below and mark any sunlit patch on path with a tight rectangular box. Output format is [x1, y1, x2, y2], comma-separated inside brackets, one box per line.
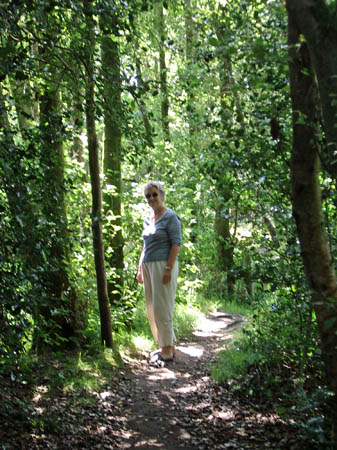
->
[112, 313, 297, 449]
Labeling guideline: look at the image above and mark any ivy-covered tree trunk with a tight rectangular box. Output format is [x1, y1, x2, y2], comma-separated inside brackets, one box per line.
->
[83, 0, 113, 348]
[1, 79, 67, 352]
[100, 12, 124, 307]
[287, 10, 337, 440]
[37, 77, 82, 348]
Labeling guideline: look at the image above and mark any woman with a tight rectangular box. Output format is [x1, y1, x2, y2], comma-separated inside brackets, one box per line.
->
[137, 181, 182, 365]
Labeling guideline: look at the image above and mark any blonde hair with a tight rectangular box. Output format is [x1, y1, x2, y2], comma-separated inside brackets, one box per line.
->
[143, 181, 165, 199]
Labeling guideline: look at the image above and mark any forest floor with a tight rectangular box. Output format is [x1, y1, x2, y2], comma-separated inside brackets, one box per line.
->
[1, 313, 303, 449]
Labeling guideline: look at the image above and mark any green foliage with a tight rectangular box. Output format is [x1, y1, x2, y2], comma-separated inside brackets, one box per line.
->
[1, 1, 336, 441]
[211, 281, 330, 445]
[291, 387, 335, 450]
[213, 281, 321, 382]
[211, 342, 260, 382]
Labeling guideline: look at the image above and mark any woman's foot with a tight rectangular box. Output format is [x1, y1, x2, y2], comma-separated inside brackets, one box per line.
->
[149, 345, 176, 363]
[149, 352, 173, 368]
[161, 345, 174, 361]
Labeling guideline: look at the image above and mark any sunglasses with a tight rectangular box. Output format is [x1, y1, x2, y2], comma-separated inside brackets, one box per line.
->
[145, 192, 159, 199]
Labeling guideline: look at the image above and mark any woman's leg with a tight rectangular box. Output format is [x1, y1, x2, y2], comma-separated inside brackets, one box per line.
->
[146, 261, 178, 358]
[142, 262, 158, 344]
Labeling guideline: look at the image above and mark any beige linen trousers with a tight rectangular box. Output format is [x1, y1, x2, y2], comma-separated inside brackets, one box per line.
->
[142, 260, 178, 348]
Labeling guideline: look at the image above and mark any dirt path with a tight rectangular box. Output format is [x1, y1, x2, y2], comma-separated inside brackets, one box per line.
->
[111, 313, 298, 449]
[1, 313, 300, 449]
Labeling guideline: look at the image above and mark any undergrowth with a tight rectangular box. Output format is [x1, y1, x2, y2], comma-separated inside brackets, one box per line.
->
[210, 291, 335, 450]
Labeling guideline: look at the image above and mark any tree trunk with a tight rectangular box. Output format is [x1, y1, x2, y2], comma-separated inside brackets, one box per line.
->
[10, 79, 35, 137]
[100, 12, 124, 307]
[286, 0, 337, 178]
[156, 1, 170, 142]
[263, 216, 281, 249]
[242, 249, 253, 298]
[184, 0, 196, 141]
[287, 10, 337, 440]
[134, 50, 154, 148]
[0, 84, 37, 257]
[214, 203, 235, 296]
[83, 0, 113, 348]
[38, 77, 81, 347]
[71, 86, 85, 164]
[214, 10, 236, 297]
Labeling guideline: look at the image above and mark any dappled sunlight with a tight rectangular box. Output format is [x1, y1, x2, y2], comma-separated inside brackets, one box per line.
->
[209, 408, 236, 421]
[193, 329, 224, 338]
[16, 314, 291, 449]
[177, 429, 192, 441]
[176, 344, 204, 358]
[132, 335, 152, 350]
[196, 314, 234, 334]
[175, 384, 198, 394]
[147, 370, 176, 381]
[4, 313, 299, 449]
[133, 438, 165, 448]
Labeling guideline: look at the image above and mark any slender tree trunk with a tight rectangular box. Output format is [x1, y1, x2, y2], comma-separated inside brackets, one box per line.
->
[100, 13, 124, 306]
[185, 0, 196, 141]
[29, 8, 85, 347]
[263, 216, 281, 249]
[71, 87, 85, 164]
[214, 9, 236, 296]
[287, 12, 337, 440]
[134, 49, 154, 148]
[214, 202, 235, 296]
[10, 79, 35, 137]
[242, 249, 253, 298]
[156, 0, 170, 142]
[83, 0, 113, 348]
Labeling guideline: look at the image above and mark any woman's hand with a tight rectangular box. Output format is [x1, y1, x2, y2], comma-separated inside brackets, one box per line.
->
[137, 265, 143, 284]
[162, 267, 172, 285]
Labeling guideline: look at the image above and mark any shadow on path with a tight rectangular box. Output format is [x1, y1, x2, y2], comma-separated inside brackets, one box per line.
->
[114, 313, 298, 449]
[0, 313, 301, 449]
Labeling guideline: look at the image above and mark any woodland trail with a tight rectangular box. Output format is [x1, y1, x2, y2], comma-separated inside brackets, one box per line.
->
[109, 313, 299, 449]
[2, 313, 301, 449]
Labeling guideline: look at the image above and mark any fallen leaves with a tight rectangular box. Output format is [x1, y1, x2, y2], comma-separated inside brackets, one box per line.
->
[1, 314, 302, 449]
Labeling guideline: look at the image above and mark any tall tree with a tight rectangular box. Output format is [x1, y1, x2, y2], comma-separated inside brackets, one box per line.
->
[286, 1, 337, 439]
[286, 0, 337, 177]
[1, 4, 83, 348]
[83, 0, 113, 347]
[71, 87, 85, 163]
[35, 5, 85, 347]
[38, 77, 78, 347]
[215, 8, 236, 295]
[100, 9, 124, 306]
[132, 27, 154, 149]
[156, 0, 170, 142]
[184, 0, 196, 141]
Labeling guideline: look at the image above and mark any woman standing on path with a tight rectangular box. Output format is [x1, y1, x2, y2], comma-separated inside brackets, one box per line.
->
[137, 181, 182, 365]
